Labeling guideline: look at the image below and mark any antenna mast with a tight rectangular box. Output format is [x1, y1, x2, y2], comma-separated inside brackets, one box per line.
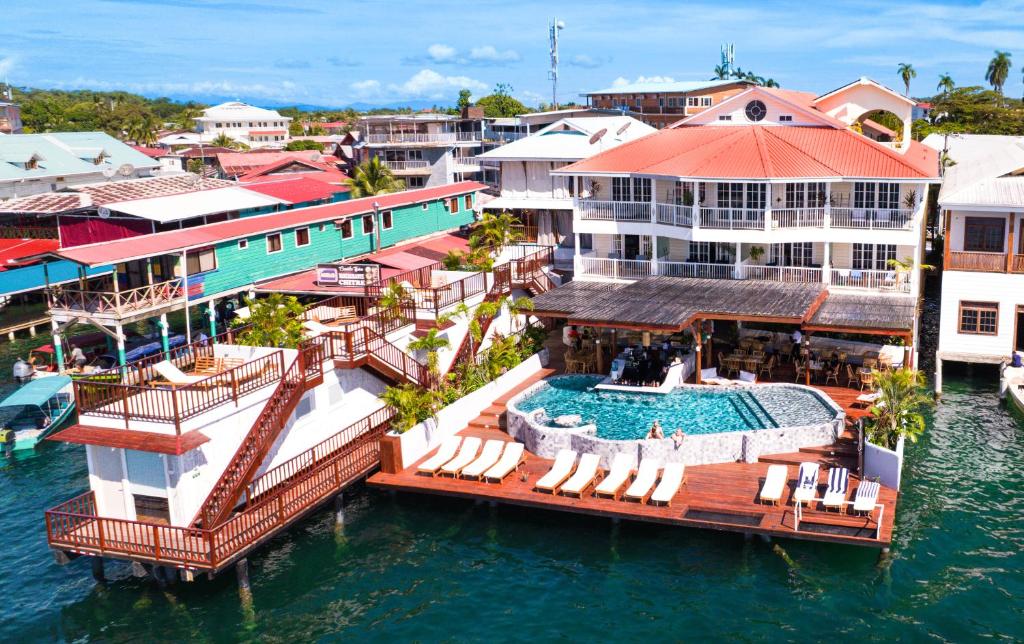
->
[549, 19, 565, 109]
[720, 43, 735, 78]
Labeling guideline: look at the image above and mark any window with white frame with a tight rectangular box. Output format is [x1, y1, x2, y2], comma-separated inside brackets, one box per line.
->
[612, 177, 631, 201]
[718, 115, 732, 121]
[745, 184, 766, 211]
[717, 183, 744, 208]
[878, 183, 899, 210]
[579, 233, 593, 250]
[186, 246, 217, 273]
[779, 115, 793, 122]
[785, 184, 805, 209]
[632, 178, 651, 202]
[610, 235, 623, 256]
[771, 242, 813, 267]
[295, 227, 310, 247]
[266, 233, 282, 254]
[338, 219, 353, 239]
[237, 239, 248, 250]
[668, 97, 678, 108]
[852, 243, 896, 270]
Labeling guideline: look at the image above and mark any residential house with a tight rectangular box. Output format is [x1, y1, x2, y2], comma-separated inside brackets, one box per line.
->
[194, 102, 292, 148]
[0, 99, 22, 134]
[582, 79, 754, 128]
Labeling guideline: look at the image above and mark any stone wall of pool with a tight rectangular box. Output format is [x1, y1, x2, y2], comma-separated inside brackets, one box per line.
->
[506, 377, 845, 469]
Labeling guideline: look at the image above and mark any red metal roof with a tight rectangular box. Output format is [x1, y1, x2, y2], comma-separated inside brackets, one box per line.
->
[241, 177, 348, 204]
[131, 146, 171, 158]
[55, 182, 486, 267]
[0, 238, 60, 270]
[235, 157, 349, 184]
[217, 151, 341, 177]
[249, 130, 287, 136]
[561, 125, 938, 179]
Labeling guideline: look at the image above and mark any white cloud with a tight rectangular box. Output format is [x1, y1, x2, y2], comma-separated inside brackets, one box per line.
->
[567, 54, 605, 69]
[0, 56, 17, 77]
[350, 79, 382, 97]
[426, 44, 457, 63]
[469, 46, 520, 63]
[611, 75, 677, 88]
[42, 76, 305, 101]
[388, 69, 488, 99]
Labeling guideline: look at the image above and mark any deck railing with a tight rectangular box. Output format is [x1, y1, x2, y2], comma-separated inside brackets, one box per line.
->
[577, 256, 652, 280]
[578, 200, 650, 222]
[740, 264, 822, 283]
[1014, 254, 1024, 273]
[830, 268, 909, 293]
[830, 208, 913, 230]
[48, 277, 184, 317]
[793, 497, 884, 541]
[699, 207, 765, 230]
[46, 406, 393, 571]
[947, 250, 1010, 273]
[657, 260, 735, 280]
[655, 203, 693, 227]
[364, 131, 480, 144]
[380, 160, 430, 171]
[770, 207, 826, 229]
[367, 271, 487, 317]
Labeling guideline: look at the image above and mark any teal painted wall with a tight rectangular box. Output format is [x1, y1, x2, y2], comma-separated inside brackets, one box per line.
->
[188, 191, 475, 299]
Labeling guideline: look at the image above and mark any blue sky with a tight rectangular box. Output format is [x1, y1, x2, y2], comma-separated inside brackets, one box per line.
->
[4, 0, 1024, 107]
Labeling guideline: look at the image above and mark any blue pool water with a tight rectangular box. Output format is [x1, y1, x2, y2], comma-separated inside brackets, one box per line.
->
[515, 375, 837, 440]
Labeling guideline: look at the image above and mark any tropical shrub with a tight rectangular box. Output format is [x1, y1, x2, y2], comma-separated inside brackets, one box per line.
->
[865, 368, 931, 450]
[380, 383, 439, 433]
[233, 293, 305, 348]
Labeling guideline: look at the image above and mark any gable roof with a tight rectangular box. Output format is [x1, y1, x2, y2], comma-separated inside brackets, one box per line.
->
[0, 132, 159, 182]
[235, 157, 349, 184]
[0, 175, 236, 214]
[814, 77, 917, 107]
[241, 176, 349, 204]
[556, 125, 938, 180]
[52, 181, 486, 267]
[477, 116, 655, 162]
[217, 150, 339, 177]
[930, 134, 1024, 207]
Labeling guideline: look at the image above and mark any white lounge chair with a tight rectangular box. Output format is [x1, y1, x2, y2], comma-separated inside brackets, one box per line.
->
[560, 453, 601, 498]
[302, 319, 335, 336]
[759, 464, 788, 506]
[417, 436, 462, 476]
[623, 458, 661, 503]
[822, 467, 850, 512]
[535, 449, 577, 494]
[737, 370, 757, 384]
[594, 453, 634, 500]
[700, 367, 732, 386]
[460, 439, 506, 480]
[152, 360, 209, 387]
[792, 462, 820, 506]
[650, 462, 685, 506]
[483, 442, 525, 483]
[852, 480, 880, 515]
[438, 436, 481, 477]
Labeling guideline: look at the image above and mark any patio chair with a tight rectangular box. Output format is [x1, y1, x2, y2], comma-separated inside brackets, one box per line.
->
[822, 467, 850, 512]
[759, 355, 776, 379]
[792, 462, 820, 506]
[594, 453, 634, 500]
[623, 458, 662, 503]
[859, 370, 875, 392]
[460, 439, 506, 480]
[845, 364, 858, 386]
[854, 391, 881, 408]
[759, 464, 788, 506]
[793, 362, 806, 383]
[852, 480, 880, 516]
[192, 356, 225, 375]
[824, 363, 841, 386]
[649, 462, 686, 506]
[438, 436, 482, 477]
[560, 453, 601, 498]
[535, 449, 578, 494]
[737, 370, 757, 384]
[151, 360, 213, 388]
[417, 436, 463, 476]
[483, 442, 525, 483]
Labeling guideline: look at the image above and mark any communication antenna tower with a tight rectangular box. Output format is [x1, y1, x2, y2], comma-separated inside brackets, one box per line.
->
[548, 19, 565, 109]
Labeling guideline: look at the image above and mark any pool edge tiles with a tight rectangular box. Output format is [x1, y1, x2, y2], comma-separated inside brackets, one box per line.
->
[506, 375, 846, 469]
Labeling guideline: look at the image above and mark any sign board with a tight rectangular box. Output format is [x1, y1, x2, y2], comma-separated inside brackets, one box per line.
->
[316, 263, 381, 287]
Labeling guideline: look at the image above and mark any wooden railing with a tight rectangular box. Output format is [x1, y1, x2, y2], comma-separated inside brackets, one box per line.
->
[947, 250, 1013, 273]
[370, 271, 486, 317]
[48, 278, 185, 317]
[1014, 255, 1024, 273]
[75, 351, 285, 433]
[46, 406, 393, 571]
[195, 351, 306, 527]
[510, 224, 538, 242]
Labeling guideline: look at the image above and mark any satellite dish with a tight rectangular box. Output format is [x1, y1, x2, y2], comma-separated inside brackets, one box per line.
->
[588, 128, 607, 145]
[310, 152, 322, 162]
[616, 121, 631, 135]
[117, 163, 134, 177]
[98, 207, 111, 219]
[101, 166, 117, 179]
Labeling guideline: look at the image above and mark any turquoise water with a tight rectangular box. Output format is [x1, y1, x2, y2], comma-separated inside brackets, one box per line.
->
[0, 374, 1022, 640]
[514, 375, 837, 439]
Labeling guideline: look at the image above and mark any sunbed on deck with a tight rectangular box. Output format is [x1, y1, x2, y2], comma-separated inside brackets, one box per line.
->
[822, 467, 849, 512]
[560, 453, 600, 498]
[483, 442, 525, 483]
[417, 436, 462, 476]
[649, 462, 685, 506]
[759, 464, 788, 506]
[535, 449, 577, 494]
[594, 453, 634, 500]
[852, 480, 880, 515]
[623, 458, 661, 503]
[151, 361, 212, 388]
[792, 462, 820, 506]
[460, 439, 505, 480]
[438, 436, 481, 477]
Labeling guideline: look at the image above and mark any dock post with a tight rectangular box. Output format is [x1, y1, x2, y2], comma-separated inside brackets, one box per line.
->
[90, 556, 105, 582]
[334, 493, 345, 528]
[933, 356, 943, 399]
[236, 558, 256, 626]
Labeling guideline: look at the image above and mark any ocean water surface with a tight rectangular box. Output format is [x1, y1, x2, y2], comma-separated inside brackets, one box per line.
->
[1, 373, 1022, 641]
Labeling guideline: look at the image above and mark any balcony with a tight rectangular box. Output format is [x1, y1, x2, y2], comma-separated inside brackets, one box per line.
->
[946, 250, 1024, 274]
[47, 277, 185, 321]
[381, 160, 431, 173]
[576, 199, 916, 232]
[450, 160, 482, 173]
[740, 264, 822, 283]
[576, 256, 652, 280]
[830, 268, 910, 293]
[364, 131, 481, 145]
[657, 260, 735, 280]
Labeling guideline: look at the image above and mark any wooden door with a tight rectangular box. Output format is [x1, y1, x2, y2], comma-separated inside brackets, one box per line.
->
[133, 494, 170, 525]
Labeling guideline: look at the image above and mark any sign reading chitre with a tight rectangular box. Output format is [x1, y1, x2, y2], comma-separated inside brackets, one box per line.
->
[316, 263, 381, 287]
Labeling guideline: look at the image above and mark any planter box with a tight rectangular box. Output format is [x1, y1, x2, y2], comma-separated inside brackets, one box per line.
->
[379, 432, 404, 474]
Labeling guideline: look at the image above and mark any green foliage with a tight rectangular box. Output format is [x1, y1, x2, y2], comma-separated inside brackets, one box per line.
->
[914, 86, 1024, 138]
[986, 51, 1012, 95]
[233, 293, 305, 349]
[285, 139, 324, 151]
[475, 84, 528, 118]
[456, 89, 472, 111]
[377, 282, 411, 321]
[345, 157, 405, 198]
[865, 368, 931, 450]
[288, 121, 305, 136]
[407, 327, 450, 380]
[469, 212, 521, 253]
[897, 62, 917, 96]
[211, 133, 249, 150]
[186, 158, 204, 174]
[380, 383, 439, 433]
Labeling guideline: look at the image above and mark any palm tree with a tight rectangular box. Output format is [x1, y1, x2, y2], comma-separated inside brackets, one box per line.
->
[380, 383, 437, 433]
[887, 256, 935, 290]
[210, 133, 248, 150]
[936, 73, 955, 95]
[712, 64, 729, 80]
[407, 327, 450, 383]
[345, 157, 405, 198]
[866, 368, 931, 450]
[234, 294, 305, 348]
[505, 295, 535, 334]
[469, 212, 521, 254]
[176, 106, 203, 130]
[376, 282, 411, 323]
[986, 50, 1012, 96]
[897, 63, 916, 96]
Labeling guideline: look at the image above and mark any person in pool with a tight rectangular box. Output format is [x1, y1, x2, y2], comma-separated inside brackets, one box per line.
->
[647, 420, 664, 439]
[671, 429, 685, 447]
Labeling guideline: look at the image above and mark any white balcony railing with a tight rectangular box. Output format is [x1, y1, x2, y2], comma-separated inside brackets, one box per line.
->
[365, 131, 481, 144]
[655, 203, 693, 227]
[381, 160, 430, 171]
[770, 207, 826, 229]
[830, 208, 913, 230]
[577, 256, 652, 280]
[578, 200, 651, 222]
[740, 264, 822, 283]
[657, 260, 735, 280]
[830, 268, 910, 293]
[699, 207, 766, 230]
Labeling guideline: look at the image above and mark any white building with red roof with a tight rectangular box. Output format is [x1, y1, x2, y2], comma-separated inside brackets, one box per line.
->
[193, 102, 292, 148]
[555, 78, 940, 358]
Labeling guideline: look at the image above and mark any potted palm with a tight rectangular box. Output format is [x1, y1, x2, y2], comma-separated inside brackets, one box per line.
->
[865, 368, 931, 450]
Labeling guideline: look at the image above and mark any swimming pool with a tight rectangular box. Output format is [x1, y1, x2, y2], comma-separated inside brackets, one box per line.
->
[513, 375, 838, 440]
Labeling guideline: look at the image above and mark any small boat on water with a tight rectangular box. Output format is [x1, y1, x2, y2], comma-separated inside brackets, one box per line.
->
[0, 376, 75, 454]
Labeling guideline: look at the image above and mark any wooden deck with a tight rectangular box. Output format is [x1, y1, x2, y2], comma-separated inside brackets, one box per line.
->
[369, 356, 897, 549]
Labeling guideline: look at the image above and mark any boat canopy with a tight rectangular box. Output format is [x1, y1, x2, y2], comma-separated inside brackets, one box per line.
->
[0, 376, 72, 408]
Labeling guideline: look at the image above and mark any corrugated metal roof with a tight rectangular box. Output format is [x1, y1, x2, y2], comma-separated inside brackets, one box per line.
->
[241, 177, 347, 204]
[103, 187, 286, 222]
[478, 116, 654, 162]
[928, 134, 1024, 207]
[54, 181, 486, 267]
[0, 132, 159, 181]
[557, 125, 938, 180]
